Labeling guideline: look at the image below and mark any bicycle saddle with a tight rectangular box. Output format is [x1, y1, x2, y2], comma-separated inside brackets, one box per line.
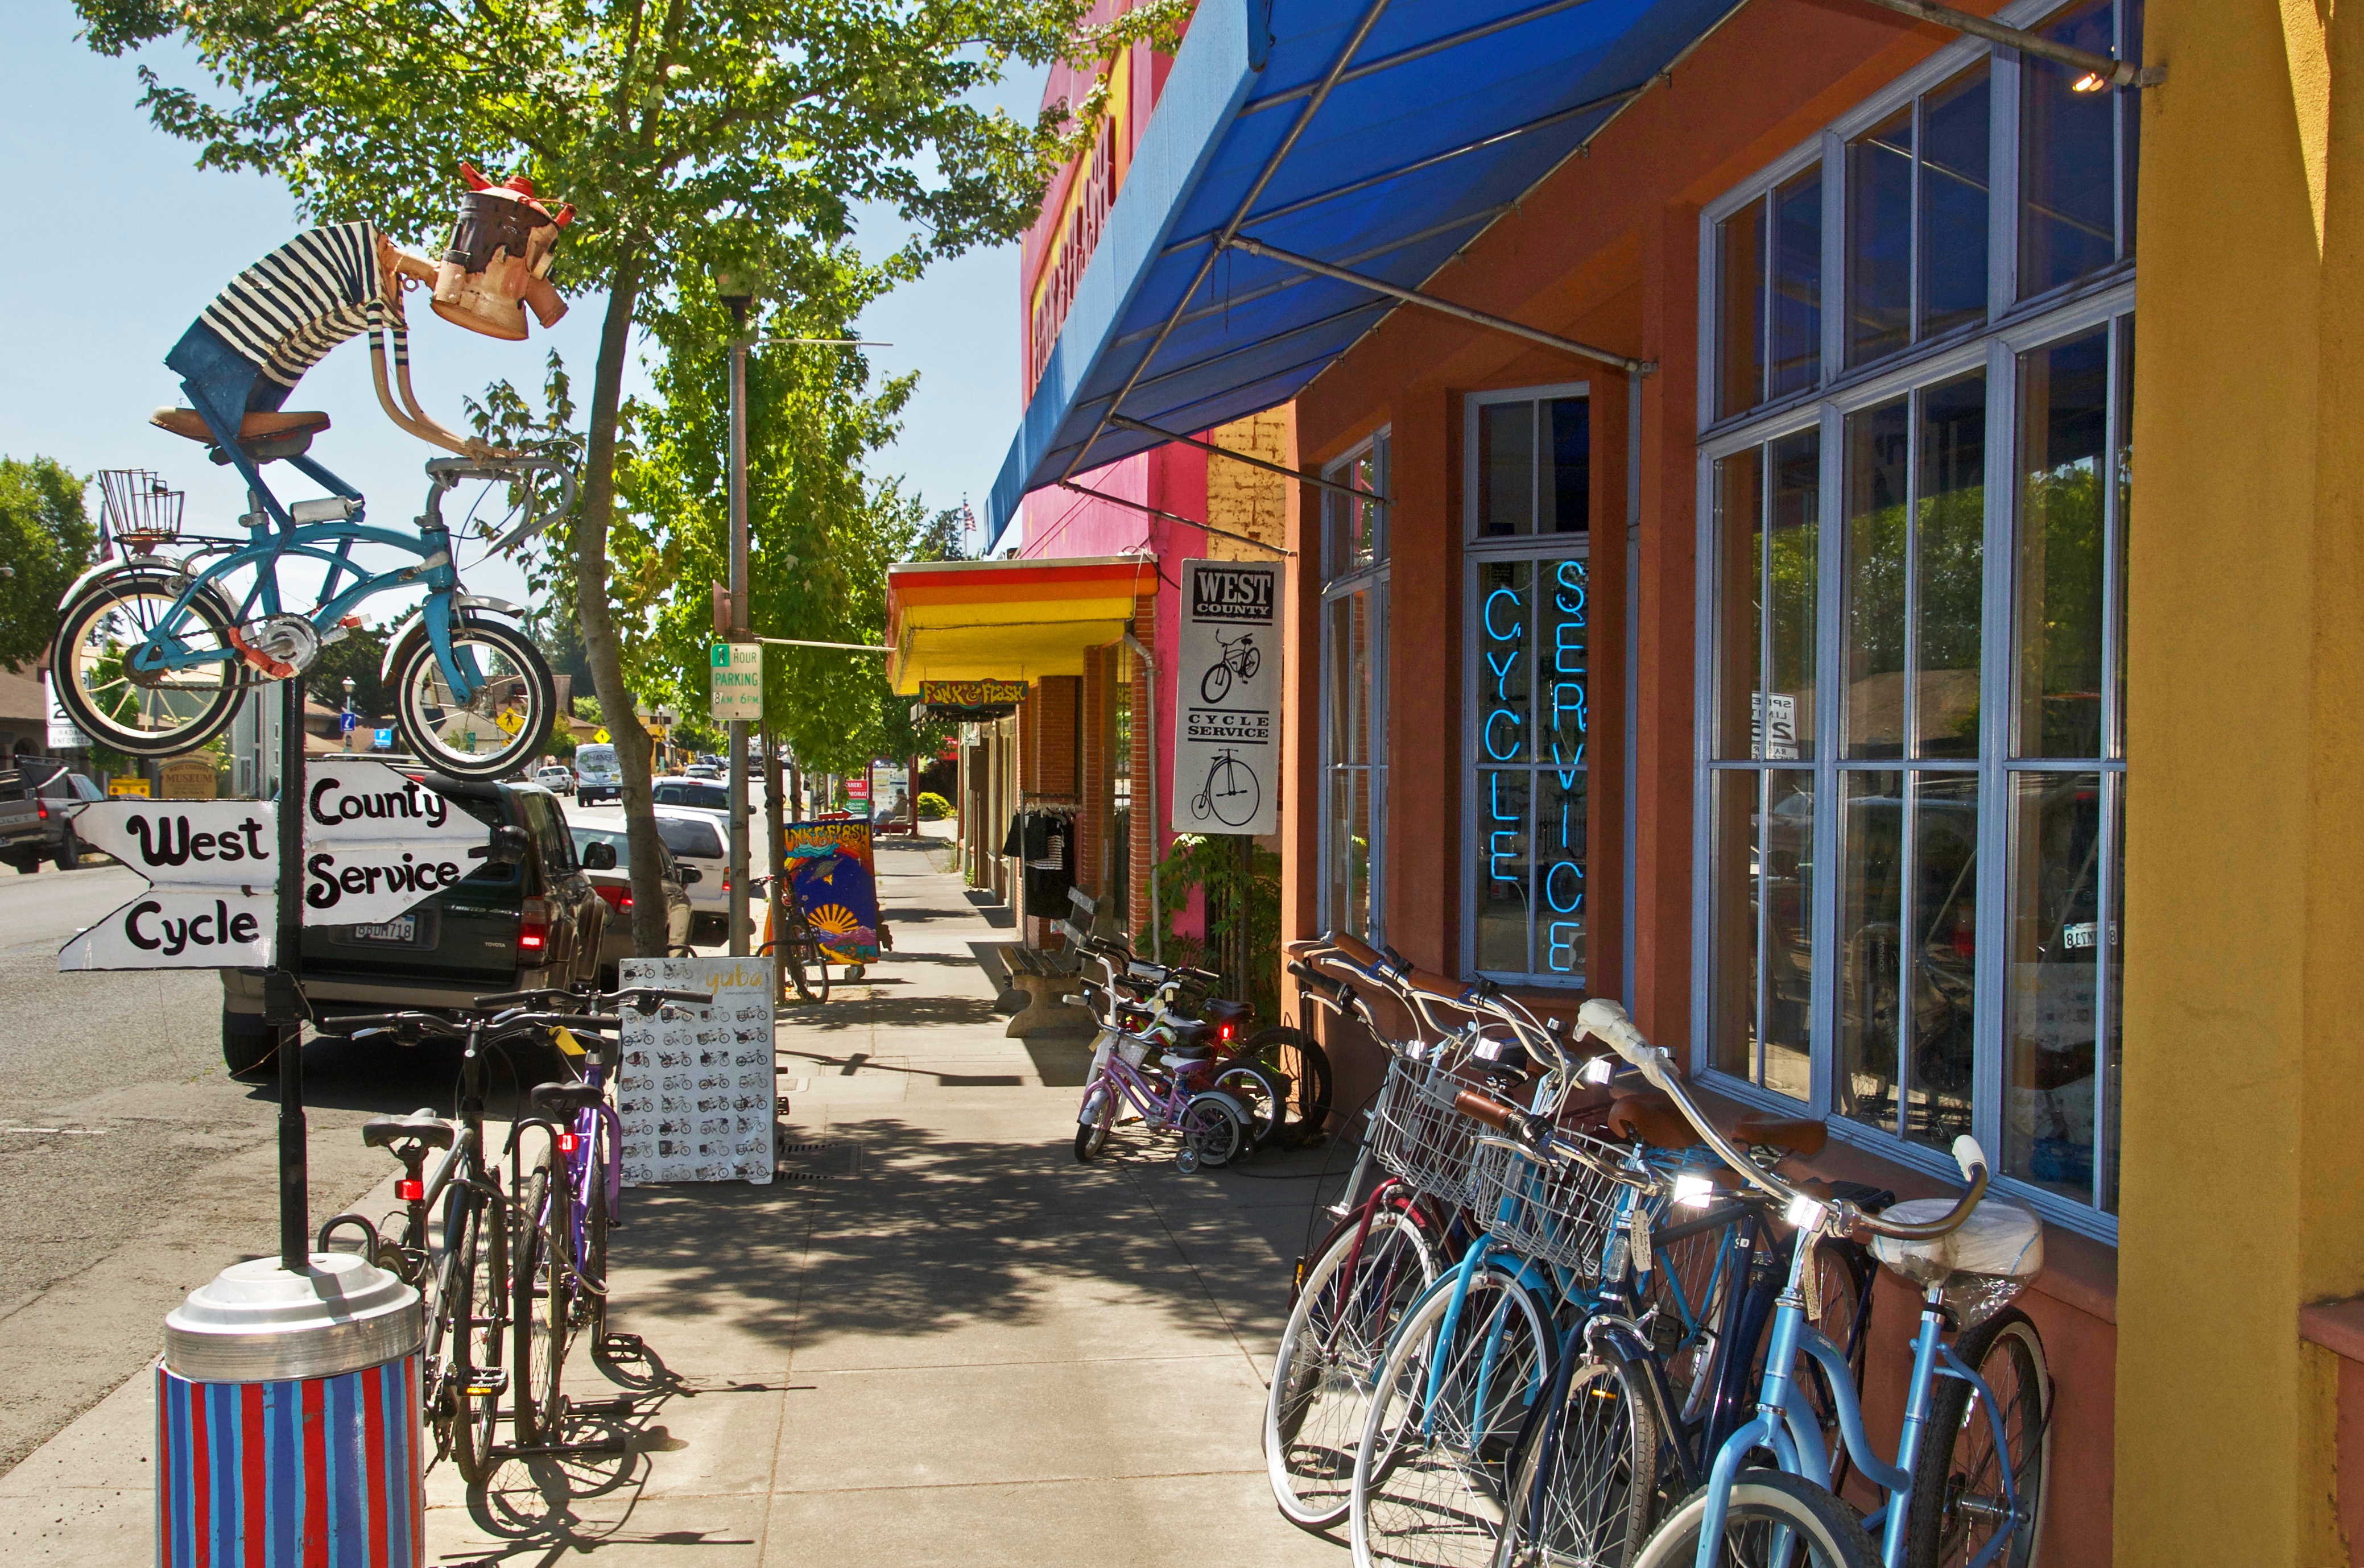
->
[530, 1082, 607, 1116]
[363, 1109, 455, 1151]
[152, 407, 332, 447]
[1202, 998, 1253, 1028]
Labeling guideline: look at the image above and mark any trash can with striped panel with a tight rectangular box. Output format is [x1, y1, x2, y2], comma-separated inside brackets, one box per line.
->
[156, 1253, 424, 1566]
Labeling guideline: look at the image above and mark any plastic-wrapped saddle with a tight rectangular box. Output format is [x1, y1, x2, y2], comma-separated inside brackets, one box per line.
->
[1870, 1197, 2045, 1327]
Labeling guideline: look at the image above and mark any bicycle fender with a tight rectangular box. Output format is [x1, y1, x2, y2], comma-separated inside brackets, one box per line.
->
[380, 594, 529, 683]
[60, 557, 196, 605]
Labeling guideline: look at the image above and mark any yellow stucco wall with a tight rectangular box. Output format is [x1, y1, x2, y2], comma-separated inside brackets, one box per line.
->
[2119, 3, 2364, 1562]
[1202, 411, 1292, 560]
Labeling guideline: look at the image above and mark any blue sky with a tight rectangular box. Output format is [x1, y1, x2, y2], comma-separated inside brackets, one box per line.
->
[0, 3, 1045, 606]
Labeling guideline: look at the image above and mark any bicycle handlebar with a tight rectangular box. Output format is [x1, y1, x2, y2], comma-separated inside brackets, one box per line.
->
[1575, 998, 1992, 1240]
[424, 454, 580, 553]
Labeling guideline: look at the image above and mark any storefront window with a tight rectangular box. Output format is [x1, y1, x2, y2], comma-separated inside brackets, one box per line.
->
[1718, 166, 1822, 419]
[1699, 2, 2134, 1232]
[1467, 388, 1590, 984]
[1322, 434, 1388, 943]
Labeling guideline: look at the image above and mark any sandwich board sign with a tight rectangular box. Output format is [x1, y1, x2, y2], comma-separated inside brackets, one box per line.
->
[58, 759, 506, 971]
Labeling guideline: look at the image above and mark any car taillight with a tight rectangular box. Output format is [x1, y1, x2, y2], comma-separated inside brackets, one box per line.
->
[595, 884, 632, 913]
[35, 800, 47, 820]
[519, 896, 549, 955]
[395, 1178, 423, 1202]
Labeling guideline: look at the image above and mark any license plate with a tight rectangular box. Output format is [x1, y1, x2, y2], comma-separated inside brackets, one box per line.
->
[350, 916, 419, 945]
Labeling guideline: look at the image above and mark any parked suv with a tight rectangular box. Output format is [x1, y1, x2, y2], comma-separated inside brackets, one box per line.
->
[219, 779, 605, 1074]
[1, 762, 105, 874]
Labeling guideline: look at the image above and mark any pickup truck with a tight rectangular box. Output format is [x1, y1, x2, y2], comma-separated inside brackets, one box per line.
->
[1, 763, 105, 873]
[219, 778, 606, 1074]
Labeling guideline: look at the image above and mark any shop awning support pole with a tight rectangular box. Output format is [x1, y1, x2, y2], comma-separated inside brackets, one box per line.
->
[1227, 235, 1655, 375]
[754, 636, 892, 652]
[1124, 631, 1163, 965]
[1853, 0, 2163, 86]
[1109, 416, 1381, 506]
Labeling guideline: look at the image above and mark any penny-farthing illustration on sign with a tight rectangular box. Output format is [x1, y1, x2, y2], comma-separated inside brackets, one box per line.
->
[1173, 559, 1282, 838]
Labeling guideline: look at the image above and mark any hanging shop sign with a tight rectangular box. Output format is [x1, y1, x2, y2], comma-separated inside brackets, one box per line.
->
[57, 760, 507, 971]
[918, 679, 1027, 721]
[614, 955, 776, 1185]
[1173, 557, 1282, 836]
[710, 642, 764, 722]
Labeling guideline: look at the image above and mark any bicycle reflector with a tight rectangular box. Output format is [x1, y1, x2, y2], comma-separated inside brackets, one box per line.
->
[395, 1177, 424, 1201]
[557, 1132, 579, 1154]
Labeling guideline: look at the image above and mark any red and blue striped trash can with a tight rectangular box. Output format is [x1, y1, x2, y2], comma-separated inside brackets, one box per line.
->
[156, 1253, 424, 1566]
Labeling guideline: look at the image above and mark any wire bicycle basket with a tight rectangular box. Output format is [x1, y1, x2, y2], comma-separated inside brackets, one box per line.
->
[1367, 1046, 1489, 1209]
[1472, 1126, 1654, 1281]
[98, 469, 185, 552]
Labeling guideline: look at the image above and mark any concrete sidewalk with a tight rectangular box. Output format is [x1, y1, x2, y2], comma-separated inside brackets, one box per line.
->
[1, 832, 1352, 1566]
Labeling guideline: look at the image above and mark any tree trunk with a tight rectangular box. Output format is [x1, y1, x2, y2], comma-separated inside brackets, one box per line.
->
[572, 249, 671, 958]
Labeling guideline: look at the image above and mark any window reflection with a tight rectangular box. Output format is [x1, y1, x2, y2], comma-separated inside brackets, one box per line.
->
[1916, 373, 1986, 759]
[2005, 772, 2105, 1199]
[1848, 106, 1915, 366]
[1845, 398, 1911, 756]
[2021, 0, 2128, 297]
[1713, 449, 1764, 761]
[1840, 770, 1905, 1131]
[1920, 65, 1991, 337]
[1718, 203, 1766, 420]
[2017, 327, 2109, 758]
[1771, 169, 1824, 398]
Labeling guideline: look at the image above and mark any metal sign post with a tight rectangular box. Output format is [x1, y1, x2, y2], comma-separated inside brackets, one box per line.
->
[271, 673, 308, 1272]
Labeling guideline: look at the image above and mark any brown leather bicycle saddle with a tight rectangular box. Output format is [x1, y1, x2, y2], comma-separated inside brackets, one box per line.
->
[1607, 1089, 1828, 1159]
[152, 407, 333, 445]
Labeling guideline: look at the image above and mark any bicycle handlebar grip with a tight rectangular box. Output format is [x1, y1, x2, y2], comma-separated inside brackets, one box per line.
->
[1331, 932, 1387, 972]
[1453, 1088, 1524, 1135]
[1576, 999, 1665, 1079]
[1952, 1134, 1988, 1184]
[1403, 966, 1469, 1003]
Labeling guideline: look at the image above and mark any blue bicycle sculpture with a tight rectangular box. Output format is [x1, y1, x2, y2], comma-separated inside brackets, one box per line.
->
[52, 174, 579, 781]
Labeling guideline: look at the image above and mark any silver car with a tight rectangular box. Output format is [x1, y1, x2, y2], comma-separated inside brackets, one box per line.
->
[570, 824, 697, 982]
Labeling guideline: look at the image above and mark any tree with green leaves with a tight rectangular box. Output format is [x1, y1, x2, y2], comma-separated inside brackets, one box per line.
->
[0, 458, 96, 671]
[75, 0, 1103, 950]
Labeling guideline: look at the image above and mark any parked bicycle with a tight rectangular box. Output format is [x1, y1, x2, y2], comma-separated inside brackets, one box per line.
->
[755, 870, 832, 1004]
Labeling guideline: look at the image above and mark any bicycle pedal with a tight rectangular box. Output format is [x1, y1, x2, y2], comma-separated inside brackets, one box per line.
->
[599, 1332, 649, 1359]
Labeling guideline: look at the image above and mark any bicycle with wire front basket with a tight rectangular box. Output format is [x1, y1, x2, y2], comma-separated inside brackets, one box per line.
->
[51, 448, 575, 781]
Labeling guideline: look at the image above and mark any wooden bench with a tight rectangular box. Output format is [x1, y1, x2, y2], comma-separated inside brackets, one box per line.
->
[1002, 944, 1084, 1037]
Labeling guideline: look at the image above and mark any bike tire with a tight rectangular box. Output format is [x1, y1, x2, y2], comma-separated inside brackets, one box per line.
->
[1241, 1025, 1332, 1139]
[50, 571, 246, 758]
[514, 1155, 567, 1444]
[1201, 663, 1233, 704]
[1211, 1061, 1289, 1151]
[578, 1132, 611, 1351]
[1903, 1306, 2050, 1568]
[1266, 1198, 1442, 1528]
[390, 614, 556, 781]
[1180, 1091, 1246, 1169]
[1074, 1082, 1114, 1161]
[1633, 1471, 1882, 1568]
[446, 1189, 507, 1483]
[1497, 1339, 1659, 1568]
[1351, 1265, 1556, 1568]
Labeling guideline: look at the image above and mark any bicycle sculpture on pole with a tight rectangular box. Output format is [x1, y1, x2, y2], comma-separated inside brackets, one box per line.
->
[51, 166, 580, 780]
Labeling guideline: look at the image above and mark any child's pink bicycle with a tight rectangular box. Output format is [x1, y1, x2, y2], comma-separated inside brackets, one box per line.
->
[1071, 943, 1251, 1170]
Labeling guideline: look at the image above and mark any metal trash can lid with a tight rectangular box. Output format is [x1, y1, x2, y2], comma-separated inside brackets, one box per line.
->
[164, 1253, 423, 1384]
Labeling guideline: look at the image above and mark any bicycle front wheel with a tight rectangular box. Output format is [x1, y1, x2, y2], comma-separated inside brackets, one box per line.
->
[1903, 1307, 2049, 1568]
[1266, 1198, 1442, 1528]
[1352, 1265, 1555, 1568]
[514, 1156, 567, 1444]
[391, 615, 555, 780]
[51, 572, 245, 757]
[445, 1189, 508, 1483]
[1497, 1341, 1659, 1568]
[1633, 1471, 1881, 1568]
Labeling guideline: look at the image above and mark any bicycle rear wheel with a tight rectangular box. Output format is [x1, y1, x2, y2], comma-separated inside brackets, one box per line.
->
[514, 1155, 567, 1444]
[1633, 1471, 1881, 1568]
[1242, 1025, 1333, 1140]
[1212, 1060, 1289, 1150]
[1266, 1197, 1442, 1528]
[1904, 1307, 2049, 1568]
[576, 1132, 611, 1351]
[51, 571, 246, 757]
[1352, 1265, 1555, 1568]
[446, 1189, 508, 1483]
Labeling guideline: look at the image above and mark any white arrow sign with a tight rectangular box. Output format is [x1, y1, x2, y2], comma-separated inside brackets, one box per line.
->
[298, 759, 503, 926]
[58, 761, 505, 971]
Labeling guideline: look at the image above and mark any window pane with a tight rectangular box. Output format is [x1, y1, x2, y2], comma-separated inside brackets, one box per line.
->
[2005, 771, 2103, 1201]
[1847, 105, 1914, 366]
[1718, 201, 1766, 419]
[1477, 769, 1531, 972]
[1915, 371, 1986, 759]
[1327, 767, 1373, 942]
[1844, 397, 1910, 758]
[1838, 770, 1905, 1134]
[2016, 326, 2109, 757]
[1709, 770, 1760, 1081]
[1771, 168, 1823, 398]
[2100, 772, 2123, 1213]
[1543, 398, 1592, 534]
[1764, 769, 1815, 1102]
[1919, 65, 1991, 338]
[2020, 0, 2121, 298]
[1536, 768, 1586, 978]
[1541, 560, 1589, 766]
[2111, 315, 2133, 756]
[1906, 773, 1978, 1150]
[1770, 430, 1820, 762]
[1476, 559, 1535, 763]
[2121, 0, 2144, 259]
[1713, 449, 1764, 760]
[1478, 401, 1536, 536]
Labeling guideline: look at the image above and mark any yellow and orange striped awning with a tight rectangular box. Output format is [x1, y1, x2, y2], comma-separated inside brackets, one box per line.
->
[885, 555, 1154, 694]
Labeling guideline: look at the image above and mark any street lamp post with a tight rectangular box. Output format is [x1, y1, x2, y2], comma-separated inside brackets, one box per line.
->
[716, 273, 757, 958]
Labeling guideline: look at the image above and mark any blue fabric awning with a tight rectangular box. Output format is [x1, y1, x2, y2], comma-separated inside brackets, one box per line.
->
[986, 0, 1744, 548]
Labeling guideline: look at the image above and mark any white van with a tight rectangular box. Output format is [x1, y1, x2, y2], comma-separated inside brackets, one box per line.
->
[575, 743, 623, 805]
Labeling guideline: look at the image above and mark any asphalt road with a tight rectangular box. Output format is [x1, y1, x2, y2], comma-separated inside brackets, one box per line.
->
[0, 863, 478, 1475]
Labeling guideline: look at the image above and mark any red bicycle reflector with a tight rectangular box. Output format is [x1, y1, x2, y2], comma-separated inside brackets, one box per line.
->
[395, 1178, 424, 1201]
[557, 1132, 579, 1153]
[1219, 1024, 1234, 1040]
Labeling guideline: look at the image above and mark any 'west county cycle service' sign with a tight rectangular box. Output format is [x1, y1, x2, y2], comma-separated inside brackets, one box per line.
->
[1173, 557, 1282, 837]
[58, 759, 507, 970]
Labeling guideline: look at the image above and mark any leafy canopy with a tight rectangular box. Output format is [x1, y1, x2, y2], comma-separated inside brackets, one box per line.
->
[0, 458, 96, 670]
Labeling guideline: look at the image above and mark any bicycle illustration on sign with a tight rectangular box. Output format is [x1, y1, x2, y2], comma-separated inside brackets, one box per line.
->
[1198, 631, 1262, 704]
[1190, 748, 1262, 829]
[49, 167, 579, 781]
